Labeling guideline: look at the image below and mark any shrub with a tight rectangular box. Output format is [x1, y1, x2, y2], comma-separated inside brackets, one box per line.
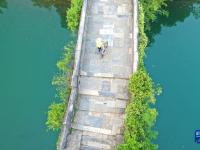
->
[129, 69, 155, 103]
[118, 69, 158, 150]
[52, 43, 74, 102]
[46, 103, 65, 131]
[66, 0, 83, 31]
[46, 43, 74, 131]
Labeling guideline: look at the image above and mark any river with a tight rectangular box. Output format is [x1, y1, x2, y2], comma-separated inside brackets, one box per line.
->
[145, 1, 200, 149]
[0, 0, 73, 149]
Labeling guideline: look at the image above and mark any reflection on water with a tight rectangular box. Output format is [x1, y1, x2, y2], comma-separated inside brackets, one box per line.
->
[32, 0, 70, 28]
[148, 0, 200, 44]
[0, 0, 70, 28]
[0, 0, 73, 149]
[192, 3, 200, 19]
[0, 0, 7, 14]
[145, 0, 200, 149]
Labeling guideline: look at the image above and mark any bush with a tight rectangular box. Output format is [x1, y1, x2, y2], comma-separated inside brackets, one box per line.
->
[129, 69, 155, 103]
[52, 43, 74, 102]
[118, 70, 158, 150]
[46, 103, 65, 131]
[66, 0, 83, 31]
[46, 43, 75, 131]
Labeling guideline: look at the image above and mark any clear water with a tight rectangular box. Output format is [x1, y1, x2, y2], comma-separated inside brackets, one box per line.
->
[145, 1, 200, 150]
[0, 0, 73, 149]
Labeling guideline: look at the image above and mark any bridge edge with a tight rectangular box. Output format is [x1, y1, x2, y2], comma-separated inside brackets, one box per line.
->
[58, 0, 88, 149]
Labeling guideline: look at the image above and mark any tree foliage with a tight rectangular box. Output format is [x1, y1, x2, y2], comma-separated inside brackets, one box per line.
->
[139, 0, 168, 30]
[66, 0, 83, 31]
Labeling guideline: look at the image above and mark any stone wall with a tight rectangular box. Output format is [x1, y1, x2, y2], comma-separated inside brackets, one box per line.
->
[133, 0, 139, 73]
[58, 0, 88, 149]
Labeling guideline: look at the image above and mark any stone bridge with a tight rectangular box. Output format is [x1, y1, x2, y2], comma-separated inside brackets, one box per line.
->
[59, 0, 138, 149]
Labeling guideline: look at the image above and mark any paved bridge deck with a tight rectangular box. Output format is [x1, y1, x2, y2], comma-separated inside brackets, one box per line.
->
[66, 0, 133, 149]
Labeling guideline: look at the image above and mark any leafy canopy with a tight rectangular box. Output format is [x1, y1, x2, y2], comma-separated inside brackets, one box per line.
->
[140, 0, 168, 30]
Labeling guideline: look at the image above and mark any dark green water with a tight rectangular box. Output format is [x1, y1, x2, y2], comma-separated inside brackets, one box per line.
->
[146, 1, 200, 150]
[0, 0, 72, 149]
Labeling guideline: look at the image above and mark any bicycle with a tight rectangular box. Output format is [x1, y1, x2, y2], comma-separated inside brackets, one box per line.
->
[99, 41, 108, 58]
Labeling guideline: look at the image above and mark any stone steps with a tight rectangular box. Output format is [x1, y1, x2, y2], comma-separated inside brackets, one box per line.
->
[66, 130, 123, 150]
[80, 68, 131, 79]
[80, 146, 100, 150]
[72, 124, 113, 135]
[80, 131, 120, 150]
[66, 130, 82, 150]
[77, 95, 126, 114]
[83, 131, 122, 145]
[79, 76, 129, 100]
[72, 110, 124, 135]
[88, 0, 132, 16]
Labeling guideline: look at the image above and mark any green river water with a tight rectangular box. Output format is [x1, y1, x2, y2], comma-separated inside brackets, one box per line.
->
[0, 0, 73, 149]
[145, 1, 200, 150]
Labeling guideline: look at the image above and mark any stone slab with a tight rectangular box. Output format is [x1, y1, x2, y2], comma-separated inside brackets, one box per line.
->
[78, 95, 126, 113]
[79, 76, 129, 100]
[73, 110, 124, 135]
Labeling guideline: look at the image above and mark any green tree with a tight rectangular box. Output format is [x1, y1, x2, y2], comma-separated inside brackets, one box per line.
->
[139, 0, 168, 30]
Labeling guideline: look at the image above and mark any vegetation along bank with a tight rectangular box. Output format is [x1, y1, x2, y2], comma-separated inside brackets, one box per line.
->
[46, 0, 83, 148]
[117, 5, 160, 148]
[118, 0, 168, 149]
